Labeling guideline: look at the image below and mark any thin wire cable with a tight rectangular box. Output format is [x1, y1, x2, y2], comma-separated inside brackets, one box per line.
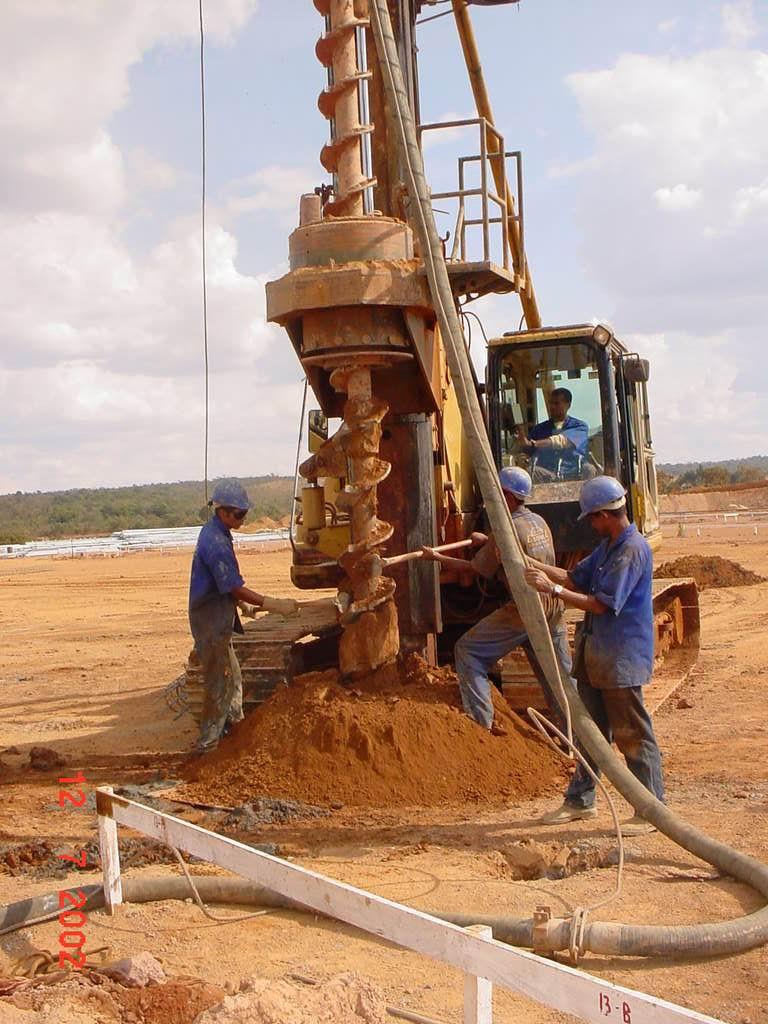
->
[461, 307, 490, 346]
[526, 706, 626, 959]
[171, 846, 270, 924]
[199, 0, 210, 506]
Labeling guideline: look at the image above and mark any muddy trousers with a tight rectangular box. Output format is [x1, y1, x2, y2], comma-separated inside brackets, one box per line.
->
[564, 679, 665, 809]
[454, 607, 575, 730]
[196, 637, 244, 753]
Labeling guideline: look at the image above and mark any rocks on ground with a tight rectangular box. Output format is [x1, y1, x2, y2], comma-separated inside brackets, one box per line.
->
[486, 838, 645, 881]
[27, 747, 65, 772]
[196, 972, 388, 1024]
[0, 960, 225, 1024]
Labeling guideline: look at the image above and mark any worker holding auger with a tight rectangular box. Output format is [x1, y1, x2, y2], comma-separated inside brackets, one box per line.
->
[524, 475, 664, 834]
[422, 467, 574, 735]
[188, 479, 298, 755]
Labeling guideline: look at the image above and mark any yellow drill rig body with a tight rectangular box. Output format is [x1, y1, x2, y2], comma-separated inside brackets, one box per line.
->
[221, 0, 699, 711]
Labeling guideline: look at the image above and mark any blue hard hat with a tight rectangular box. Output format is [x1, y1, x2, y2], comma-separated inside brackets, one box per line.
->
[578, 475, 626, 520]
[211, 478, 251, 510]
[499, 465, 532, 500]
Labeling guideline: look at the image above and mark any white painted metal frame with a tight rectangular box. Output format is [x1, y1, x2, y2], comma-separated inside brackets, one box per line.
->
[96, 788, 724, 1024]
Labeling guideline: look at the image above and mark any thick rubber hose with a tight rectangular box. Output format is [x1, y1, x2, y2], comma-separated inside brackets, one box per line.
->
[2, 875, 766, 960]
[368, 0, 768, 959]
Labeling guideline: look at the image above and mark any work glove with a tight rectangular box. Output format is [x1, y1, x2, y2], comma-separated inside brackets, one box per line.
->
[262, 596, 300, 617]
[237, 601, 259, 618]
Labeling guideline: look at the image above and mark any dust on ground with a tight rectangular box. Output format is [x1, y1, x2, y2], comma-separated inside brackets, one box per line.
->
[655, 553, 766, 589]
[3, 542, 768, 1023]
[179, 654, 564, 809]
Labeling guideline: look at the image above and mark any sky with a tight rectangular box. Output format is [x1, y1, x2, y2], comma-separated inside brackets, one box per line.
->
[1, 0, 766, 494]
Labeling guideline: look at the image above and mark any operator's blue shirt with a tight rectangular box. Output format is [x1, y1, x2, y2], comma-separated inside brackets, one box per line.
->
[529, 414, 589, 475]
[189, 514, 244, 611]
[568, 523, 654, 689]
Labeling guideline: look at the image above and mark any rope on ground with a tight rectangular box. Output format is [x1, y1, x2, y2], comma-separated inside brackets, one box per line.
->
[10, 945, 110, 980]
[170, 846, 270, 925]
[526, 707, 626, 961]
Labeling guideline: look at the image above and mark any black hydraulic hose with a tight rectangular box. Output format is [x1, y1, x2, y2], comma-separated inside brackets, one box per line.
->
[368, 0, 768, 959]
[2, 875, 767, 960]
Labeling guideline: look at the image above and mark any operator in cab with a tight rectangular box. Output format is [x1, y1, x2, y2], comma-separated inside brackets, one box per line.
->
[421, 467, 574, 736]
[524, 475, 664, 836]
[188, 478, 299, 755]
[517, 387, 589, 480]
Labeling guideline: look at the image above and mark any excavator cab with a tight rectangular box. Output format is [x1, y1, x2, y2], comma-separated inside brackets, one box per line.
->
[487, 322, 662, 565]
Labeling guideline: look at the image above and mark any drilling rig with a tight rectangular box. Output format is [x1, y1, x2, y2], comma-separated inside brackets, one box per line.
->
[183, 0, 699, 714]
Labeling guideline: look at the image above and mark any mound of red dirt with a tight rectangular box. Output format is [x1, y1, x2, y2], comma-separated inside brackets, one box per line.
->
[180, 654, 564, 809]
[655, 555, 766, 590]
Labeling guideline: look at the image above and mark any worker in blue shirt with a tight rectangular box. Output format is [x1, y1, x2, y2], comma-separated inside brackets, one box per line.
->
[518, 387, 589, 480]
[524, 475, 663, 835]
[188, 478, 298, 755]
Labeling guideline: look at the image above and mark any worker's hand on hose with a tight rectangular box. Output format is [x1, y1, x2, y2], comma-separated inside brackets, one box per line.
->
[524, 567, 553, 594]
[237, 601, 259, 618]
[262, 596, 300, 617]
[420, 545, 439, 561]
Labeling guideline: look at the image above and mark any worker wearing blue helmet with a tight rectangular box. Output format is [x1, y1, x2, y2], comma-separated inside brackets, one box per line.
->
[422, 466, 574, 735]
[188, 478, 299, 755]
[524, 475, 663, 833]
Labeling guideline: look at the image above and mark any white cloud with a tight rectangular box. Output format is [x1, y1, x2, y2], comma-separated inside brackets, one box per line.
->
[731, 177, 768, 220]
[420, 110, 477, 151]
[0, 0, 314, 494]
[722, 0, 758, 47]
[128, 148, 178, 191]
[658, 18, 679, 35]
[564, 38, 768, 460]
[654, 184, 703, 211]
[225, 165, 317, 220]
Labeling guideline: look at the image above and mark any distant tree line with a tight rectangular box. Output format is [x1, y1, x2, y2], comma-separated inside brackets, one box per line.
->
[0, 476, 294, 545]
[656, 460, 767, 494]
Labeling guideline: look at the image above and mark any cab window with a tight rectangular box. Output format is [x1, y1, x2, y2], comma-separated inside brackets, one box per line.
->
[496, 342, 604, 490]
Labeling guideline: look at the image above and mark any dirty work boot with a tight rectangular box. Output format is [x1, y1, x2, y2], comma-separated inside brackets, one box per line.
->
[620, 815, 657, 836]
[539, 802, 598, 825]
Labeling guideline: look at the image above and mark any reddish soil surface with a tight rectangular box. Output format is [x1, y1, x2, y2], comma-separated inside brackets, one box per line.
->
[181, 655, 564, 809]
[2, 542, 768, 1023]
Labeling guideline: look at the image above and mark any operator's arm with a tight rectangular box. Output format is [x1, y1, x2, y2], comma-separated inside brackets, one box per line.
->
[232, 586, 299, 616]
[525, 558, 571, 585]
[524, 568, 609, 615]
[525, 546, 609, 615]
[231, 585, 266, 605]
[421, 548, 478, 574]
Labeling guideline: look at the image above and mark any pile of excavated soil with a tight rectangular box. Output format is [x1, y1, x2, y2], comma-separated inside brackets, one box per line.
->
[180, 654, 564, 808]
[655, 555, 766, 590]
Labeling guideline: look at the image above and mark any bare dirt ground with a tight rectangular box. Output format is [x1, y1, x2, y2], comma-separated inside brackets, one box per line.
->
[2, 534, 768, 1023]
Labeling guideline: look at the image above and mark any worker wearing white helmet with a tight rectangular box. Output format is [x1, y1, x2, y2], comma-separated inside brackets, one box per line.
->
[524, 475, 664, 833]
[188, 478, 299, 755]
[422, 466, 574, 734]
